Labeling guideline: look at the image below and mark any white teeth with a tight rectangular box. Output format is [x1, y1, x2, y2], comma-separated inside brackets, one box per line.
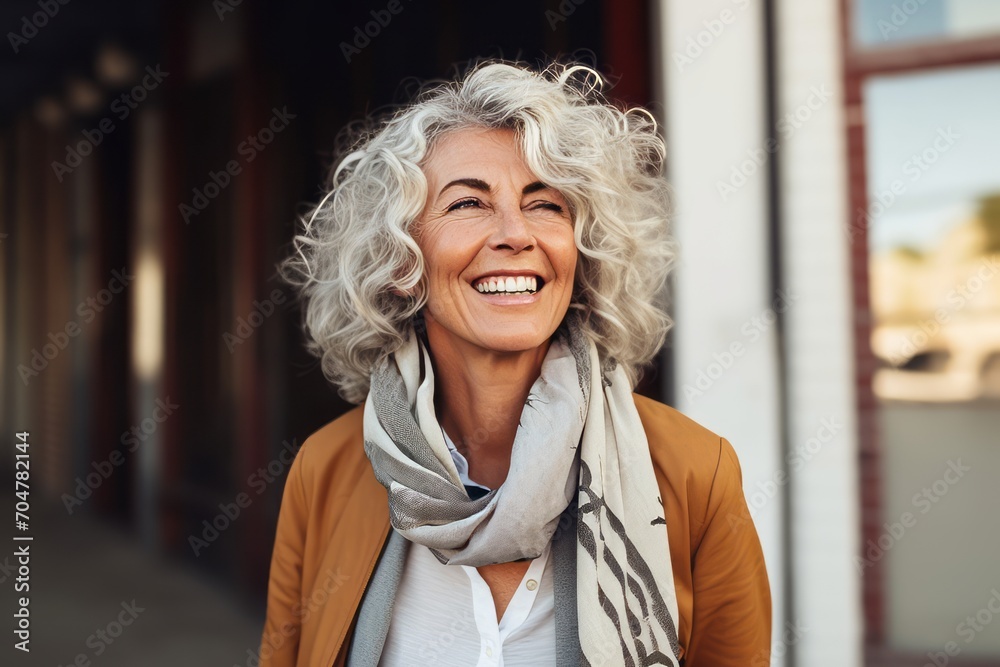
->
[474, 275, 541, 294]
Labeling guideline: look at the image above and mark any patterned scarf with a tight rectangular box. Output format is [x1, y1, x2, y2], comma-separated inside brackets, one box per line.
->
[363, 314, 681, 666]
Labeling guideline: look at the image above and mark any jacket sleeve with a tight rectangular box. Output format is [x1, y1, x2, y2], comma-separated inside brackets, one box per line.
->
[684, 437, 772, 666]
[259, 447, 310, 667]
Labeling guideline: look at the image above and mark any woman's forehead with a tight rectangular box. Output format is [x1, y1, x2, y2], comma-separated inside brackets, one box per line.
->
[422, 128, 536, 189]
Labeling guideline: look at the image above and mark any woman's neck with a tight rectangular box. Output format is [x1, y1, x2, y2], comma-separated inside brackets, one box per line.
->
[423, 320, 550, 490]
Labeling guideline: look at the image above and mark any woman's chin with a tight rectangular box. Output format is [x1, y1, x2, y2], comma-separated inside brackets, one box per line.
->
[469, 327, 554, 355]
[483, 342, 546, 355]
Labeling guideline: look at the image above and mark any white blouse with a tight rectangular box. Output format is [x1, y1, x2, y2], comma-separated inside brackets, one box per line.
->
[377, 430, 557, 666]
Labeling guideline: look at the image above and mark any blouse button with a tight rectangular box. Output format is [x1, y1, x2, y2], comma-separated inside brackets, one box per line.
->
[526, 579, 538, 591]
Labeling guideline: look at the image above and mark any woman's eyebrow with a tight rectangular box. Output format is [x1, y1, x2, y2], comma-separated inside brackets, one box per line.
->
[436, 179, 553, 198]
[438, 178, 491, 198]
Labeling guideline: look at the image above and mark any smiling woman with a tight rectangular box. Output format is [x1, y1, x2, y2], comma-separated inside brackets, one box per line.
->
[263, 61, 771, 667]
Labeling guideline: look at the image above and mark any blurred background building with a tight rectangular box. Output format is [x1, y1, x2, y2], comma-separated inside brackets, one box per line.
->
[1, 0, 998, 665]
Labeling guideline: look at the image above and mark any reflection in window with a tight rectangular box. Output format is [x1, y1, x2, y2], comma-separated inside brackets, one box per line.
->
[863, 63, 1000, 656]
[865, 64, 1000, 404]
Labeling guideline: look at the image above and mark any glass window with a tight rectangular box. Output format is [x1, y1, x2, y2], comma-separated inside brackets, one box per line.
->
[863, 62, 1000, 657]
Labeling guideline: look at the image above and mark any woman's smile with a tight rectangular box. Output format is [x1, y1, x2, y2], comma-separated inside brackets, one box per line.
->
[472, 273, 542, 295]
[415, 127, 577, 354]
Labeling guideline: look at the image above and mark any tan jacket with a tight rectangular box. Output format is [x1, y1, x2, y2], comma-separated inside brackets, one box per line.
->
[259, 393, 772, 666]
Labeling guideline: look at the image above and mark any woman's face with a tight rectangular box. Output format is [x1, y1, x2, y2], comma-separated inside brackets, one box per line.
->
[414, 127, 578, 356]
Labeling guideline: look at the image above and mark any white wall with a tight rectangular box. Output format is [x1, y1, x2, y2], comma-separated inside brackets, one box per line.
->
[774, 0, 864, 664]
[658, 0, 787, 663]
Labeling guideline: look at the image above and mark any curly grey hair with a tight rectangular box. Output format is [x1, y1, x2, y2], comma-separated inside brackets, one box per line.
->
[282, 60, 675, 404]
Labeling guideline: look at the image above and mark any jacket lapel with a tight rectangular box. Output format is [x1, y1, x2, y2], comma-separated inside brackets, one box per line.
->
[314, 463, 391, 667]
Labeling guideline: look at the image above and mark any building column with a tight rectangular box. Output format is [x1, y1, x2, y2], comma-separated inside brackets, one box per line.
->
[774, 0, 864, 664]
[657, 0, 787, 662]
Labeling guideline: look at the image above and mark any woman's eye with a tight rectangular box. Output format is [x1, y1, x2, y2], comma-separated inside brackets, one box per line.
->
[532, 202, 564, 213]
[447, 198, 480, 212]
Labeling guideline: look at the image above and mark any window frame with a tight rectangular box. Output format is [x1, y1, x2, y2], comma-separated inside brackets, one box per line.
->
[839, 1, 1000, 664]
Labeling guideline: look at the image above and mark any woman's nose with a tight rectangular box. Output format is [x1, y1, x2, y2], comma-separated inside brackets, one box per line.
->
[489, 207, 535, 253]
